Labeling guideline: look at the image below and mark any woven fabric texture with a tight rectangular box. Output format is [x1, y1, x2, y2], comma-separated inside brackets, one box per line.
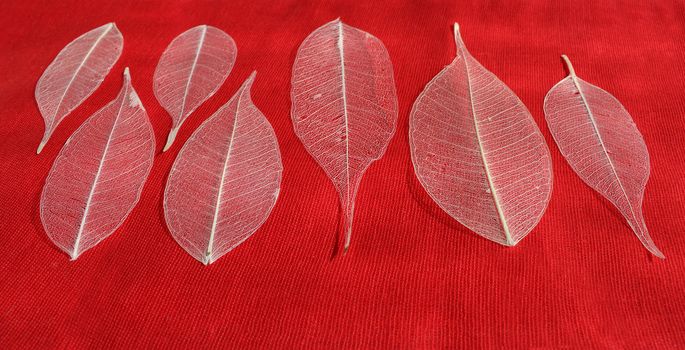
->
[1, 0, 684, 348]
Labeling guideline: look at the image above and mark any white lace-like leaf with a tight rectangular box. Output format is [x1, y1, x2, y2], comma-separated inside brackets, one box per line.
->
[409, 24, 552, 246]
[40, 68, 155, 260]
[35, 23, 123, 154]
[164, 73, 282, 265]
[153, 25, 237, 152]
[544, 55, 664, 258]
[291, 19, 398, 251]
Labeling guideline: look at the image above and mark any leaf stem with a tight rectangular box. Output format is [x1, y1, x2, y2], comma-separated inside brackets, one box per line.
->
[561, 55, 576, 77]
[452, 23, 462, 49]
[343, 200, 353, 254]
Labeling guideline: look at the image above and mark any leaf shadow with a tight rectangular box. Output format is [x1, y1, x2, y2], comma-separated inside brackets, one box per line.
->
[330, 203, 341, 260]
[155, 156, 176, 242]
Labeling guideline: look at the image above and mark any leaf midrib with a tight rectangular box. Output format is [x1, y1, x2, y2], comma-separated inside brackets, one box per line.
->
[456, 35, 514, 245]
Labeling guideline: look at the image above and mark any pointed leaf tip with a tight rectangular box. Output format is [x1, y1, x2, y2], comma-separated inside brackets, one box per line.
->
[649, 245, 665, 259]
[163, 127, 179, 152]
[37, 140, 47, 154]
[248, 70, 257, 81]
[240, 71, 257, 91]
[122, 68, 133, 87]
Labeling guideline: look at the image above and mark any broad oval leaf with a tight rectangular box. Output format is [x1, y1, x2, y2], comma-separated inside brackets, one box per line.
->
[153, 25, 237, 152]
[164, 72, 283, 265]
[291, 18, 398, 251]
[544, 55, 664, 258]
[40, 68, 155, 260]
[409, 24, 552, 246]
[35, 23, 123, 154]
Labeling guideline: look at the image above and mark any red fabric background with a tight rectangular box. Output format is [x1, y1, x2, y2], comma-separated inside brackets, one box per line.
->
[1, 1, 685, 348]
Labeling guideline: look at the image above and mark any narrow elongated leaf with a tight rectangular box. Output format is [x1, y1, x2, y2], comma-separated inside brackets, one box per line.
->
[544, 55, 664, 258]
[409, 24, 552, 246]
[40, 68, 155, 259]
[35, 23, 123, 154]
[164, 73, 282, 265]
[154, 25, 237, 152]
[291, 19, 398, 251]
